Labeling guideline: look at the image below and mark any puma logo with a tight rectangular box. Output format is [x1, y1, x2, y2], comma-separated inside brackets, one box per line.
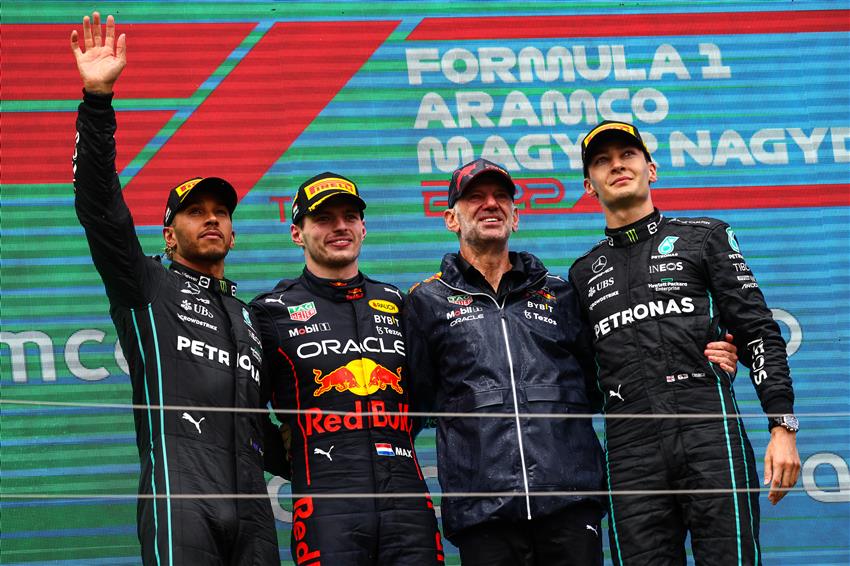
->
[264, 294, 286, 306]
[384, 287, 402, 301]
[586, 524, 598, 536]
[181, 412, 205, 434]
[314, 446, 334, 461]
[609, 384, 624, 402]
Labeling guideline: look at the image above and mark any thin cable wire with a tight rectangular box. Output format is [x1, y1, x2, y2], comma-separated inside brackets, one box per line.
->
[2, 398, 846, 419]
[0, 487, 812, 500]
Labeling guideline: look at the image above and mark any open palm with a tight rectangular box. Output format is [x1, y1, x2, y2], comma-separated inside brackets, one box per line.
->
[70, 12, 126, 94]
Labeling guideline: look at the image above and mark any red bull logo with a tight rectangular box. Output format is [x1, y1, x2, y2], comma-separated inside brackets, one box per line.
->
[305, 400, 412, 436]
[313, 358, 403, 397]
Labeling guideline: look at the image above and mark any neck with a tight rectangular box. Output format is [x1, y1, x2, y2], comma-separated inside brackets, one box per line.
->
[603, 199, 655, 230]
[172, 254, 225, 279]
[305, 258, 359, 280]
[459, 241, 512, 292]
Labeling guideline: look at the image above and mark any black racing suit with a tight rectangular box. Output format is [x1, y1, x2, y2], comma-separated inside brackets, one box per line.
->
[568, 208, 795, 566]
[74, 91, 279, 565]
[250, 269, 444, 565]
[404, 252, 605, 545]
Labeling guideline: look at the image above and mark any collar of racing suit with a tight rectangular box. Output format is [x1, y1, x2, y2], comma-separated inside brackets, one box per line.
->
[439, 250, 549, 299]
[604, 207, 665, 248]
[169, 260, 238, 296]
[300, 267, 367, 302]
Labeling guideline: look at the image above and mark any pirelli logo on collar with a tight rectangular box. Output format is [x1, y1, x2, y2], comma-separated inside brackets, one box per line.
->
[304, 177, 357, 198]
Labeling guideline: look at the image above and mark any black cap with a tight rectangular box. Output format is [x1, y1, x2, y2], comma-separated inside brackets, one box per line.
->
[581, 121, 652, 177]
[291, 172, 366, 224]
[163, 177, 237, 227]
[447, 158, 515, 208]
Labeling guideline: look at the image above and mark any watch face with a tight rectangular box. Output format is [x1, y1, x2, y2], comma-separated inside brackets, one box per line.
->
[784, 414, 800, 431]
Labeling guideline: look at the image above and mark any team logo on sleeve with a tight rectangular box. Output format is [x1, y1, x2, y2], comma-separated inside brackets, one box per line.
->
[288, 301, 317, 322]
[592, 256, 608, 274]
[242, 308, 254, 328]
[726, 227, 741, 252]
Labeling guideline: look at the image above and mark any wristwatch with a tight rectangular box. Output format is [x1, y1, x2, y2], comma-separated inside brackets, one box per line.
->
[769, 414, 799, 432]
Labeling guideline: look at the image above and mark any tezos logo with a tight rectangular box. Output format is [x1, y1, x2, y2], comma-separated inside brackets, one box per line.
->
[657, 236, 679, 255]
[726, 227, 740, 253]
[368, 299, 398, 314]
[592, 256, 608, 274]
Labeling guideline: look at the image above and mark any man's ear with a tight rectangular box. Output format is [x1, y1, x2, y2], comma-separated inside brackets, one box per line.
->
[648, 161, 658, 183]
[163, 226, 176, 247]
[443, 208, 460, 234]
[583, 178, 597, 199]
[290, 223, 304, 247]
[229, 230, 236, 250]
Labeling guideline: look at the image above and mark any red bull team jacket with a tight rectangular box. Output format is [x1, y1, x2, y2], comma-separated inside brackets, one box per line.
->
[404, 251, 605, 541]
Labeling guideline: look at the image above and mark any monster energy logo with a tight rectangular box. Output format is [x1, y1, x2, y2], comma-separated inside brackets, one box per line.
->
[220, 280, 228, 293]
[625, 229, 638, 242]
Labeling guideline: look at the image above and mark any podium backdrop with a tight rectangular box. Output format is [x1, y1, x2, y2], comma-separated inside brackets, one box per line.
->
[2, 1, 848, 564]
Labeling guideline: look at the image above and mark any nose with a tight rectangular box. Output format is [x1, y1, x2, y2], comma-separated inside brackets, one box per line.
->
[482, 192, 500, 208]
[203, 208, 220, 224]
[609, 155, 625, 170]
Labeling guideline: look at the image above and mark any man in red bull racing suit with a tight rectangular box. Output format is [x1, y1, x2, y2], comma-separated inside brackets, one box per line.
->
[569, 121, 800, 565]
[70, 13, 279, 565]
[250, 173, 444, 565]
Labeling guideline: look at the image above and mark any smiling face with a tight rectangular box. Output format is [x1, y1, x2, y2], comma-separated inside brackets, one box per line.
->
[291, 198, 366, 279]
[163, 190, 235, 276]
[584, 137, 657, 218]
[444, 174, 518, 251]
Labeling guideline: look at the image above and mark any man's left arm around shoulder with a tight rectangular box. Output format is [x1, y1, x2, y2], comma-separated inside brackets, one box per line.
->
[703, 221, 800, 504]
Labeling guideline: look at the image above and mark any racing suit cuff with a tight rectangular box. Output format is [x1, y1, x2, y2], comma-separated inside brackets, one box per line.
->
[82, 89, 114, 109]
[763, 398, 794, 429]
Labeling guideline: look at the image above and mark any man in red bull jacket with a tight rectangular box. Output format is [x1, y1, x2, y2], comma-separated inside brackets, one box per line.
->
[250, 173, 444, 565]
[404, 158, 739, 565]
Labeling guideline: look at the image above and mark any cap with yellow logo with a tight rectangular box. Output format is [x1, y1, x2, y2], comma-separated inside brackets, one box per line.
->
[163, 177, 237, 227]
[291, 172, 366, 224]
[581, 121, 652, 178]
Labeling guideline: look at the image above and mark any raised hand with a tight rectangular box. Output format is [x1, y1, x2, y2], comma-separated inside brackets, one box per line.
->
[70, 12, 126, 94]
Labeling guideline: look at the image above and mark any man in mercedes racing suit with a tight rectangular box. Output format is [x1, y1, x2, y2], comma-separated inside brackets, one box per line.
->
[250, 173, 444, 565]
[569, 120, 801, 565]
[71, 13, 279, 564]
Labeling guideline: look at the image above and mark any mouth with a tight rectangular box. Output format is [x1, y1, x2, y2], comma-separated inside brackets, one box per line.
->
[478, 215, 504, 224]
[612, 176, 632, 186]
[200, 230, 224, 240]
[326, 236, 354, 249]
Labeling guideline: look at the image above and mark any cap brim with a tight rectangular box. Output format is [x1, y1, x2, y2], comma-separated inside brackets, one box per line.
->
[183, 177, 238, 213]
[583, 130, 651, 175]
[465, 169, 516, 198]
[306, 191, 367, 215]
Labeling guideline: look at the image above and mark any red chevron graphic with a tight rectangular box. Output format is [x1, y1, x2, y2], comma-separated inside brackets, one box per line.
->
[408, 10, 849, 40]
[1, 23, 254, 100]
[123, 20, 399, 225]
[1, 111, 173, 185]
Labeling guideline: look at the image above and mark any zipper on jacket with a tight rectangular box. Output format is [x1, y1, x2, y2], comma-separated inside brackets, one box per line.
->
[438, 273, 548, 521]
